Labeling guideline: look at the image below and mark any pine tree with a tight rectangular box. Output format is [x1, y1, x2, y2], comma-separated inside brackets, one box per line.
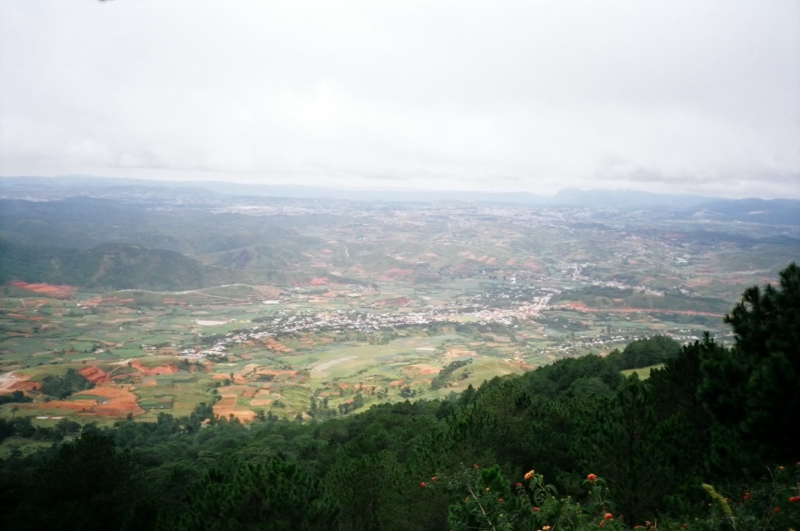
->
[175, 458, 339, 530]
[699, 263, 800, 468]
[579, 376, 675, 522]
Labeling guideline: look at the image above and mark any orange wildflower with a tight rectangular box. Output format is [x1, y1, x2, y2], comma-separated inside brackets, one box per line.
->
[524, 470, 535, 480]
[605, 513, 614, 520]
[588, 473, 598, 481]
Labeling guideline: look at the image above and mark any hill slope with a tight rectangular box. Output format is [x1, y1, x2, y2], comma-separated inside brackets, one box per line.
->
[0, 240, 209, 290]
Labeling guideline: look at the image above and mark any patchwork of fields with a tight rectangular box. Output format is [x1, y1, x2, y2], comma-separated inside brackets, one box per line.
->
[0, 276, 740, 424]
[1, 195, 796, 424]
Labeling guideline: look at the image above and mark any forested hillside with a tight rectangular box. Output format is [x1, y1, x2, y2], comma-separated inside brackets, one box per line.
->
[0, 264, 797, 530]
[0, 240, 209, 290]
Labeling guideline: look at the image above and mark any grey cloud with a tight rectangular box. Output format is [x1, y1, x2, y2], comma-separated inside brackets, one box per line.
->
[0, 0, 798, 198]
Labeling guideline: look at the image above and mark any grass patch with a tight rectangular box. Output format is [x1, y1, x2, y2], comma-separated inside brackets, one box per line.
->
[621, 363, 664, 380]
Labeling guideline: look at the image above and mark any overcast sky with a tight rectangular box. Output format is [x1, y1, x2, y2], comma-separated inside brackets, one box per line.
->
[1, 1, 798, 198]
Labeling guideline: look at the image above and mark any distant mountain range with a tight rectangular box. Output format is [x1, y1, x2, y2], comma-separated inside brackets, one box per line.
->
[1, 175, 798, 224]
[681, 198, 800, 226]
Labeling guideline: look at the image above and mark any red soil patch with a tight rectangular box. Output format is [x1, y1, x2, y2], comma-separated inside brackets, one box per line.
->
[217, 385, 257, 398]
[44, 385, 144, 417]
[130, 361, 179, 376]
[0, 375, 40, 395]
[232, 375, 250, 385]
[215, 396, 236, 408]
[213, 395, 257, 422]
[162, 298, 188, 306]
[309, 277, 331, 286]
[6, 330, 34, 337]
[79, 366, 110, 384]
[9, 281, 78, 299]
[389, 379, 406, 387]
[444, 349, 478, 361]
[228, 410, 257, 422]
[559, 303, 724, 317]
[379, 269, 415, 281]
[352, 383, 377, 394]
[254, 368, 298, 380]
[260, 338, 293, 353]
[8, 380, 41, 393]
[10, 312, 46, 322]
[402, 364, 441, 378]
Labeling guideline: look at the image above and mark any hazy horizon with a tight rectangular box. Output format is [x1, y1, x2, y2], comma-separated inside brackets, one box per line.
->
[1, 1, 799, 199]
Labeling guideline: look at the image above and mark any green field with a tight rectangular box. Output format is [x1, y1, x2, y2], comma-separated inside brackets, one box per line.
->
[2, 197, 792, 423]
[621, 363, 664, 380]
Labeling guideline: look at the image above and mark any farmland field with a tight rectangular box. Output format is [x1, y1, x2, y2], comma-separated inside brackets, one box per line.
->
[1, 190, 797, 424]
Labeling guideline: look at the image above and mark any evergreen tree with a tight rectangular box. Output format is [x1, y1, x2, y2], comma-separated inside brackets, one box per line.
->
[579, 376, 676, 522]
[699, 263, 800, 468]
[174, 458, 339, 531]
[6, 433, 147, 531]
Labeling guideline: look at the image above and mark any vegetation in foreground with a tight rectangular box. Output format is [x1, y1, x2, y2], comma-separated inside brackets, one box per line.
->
[0, 264, 797, 530]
